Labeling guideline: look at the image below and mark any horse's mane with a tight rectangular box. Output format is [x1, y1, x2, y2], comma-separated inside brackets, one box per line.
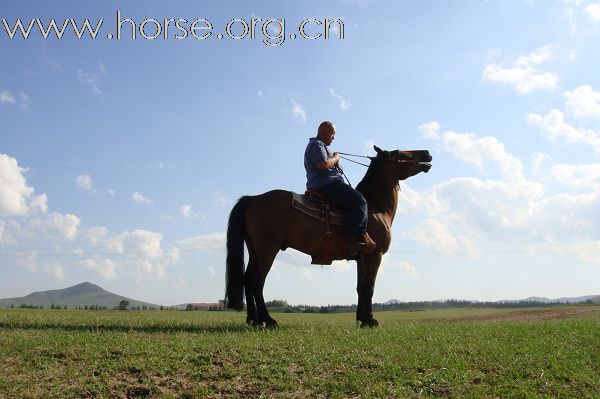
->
[355, 156, 390, 195]
[355, 155, 398, 214]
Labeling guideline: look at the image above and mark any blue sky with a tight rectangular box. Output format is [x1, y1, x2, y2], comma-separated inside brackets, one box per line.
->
[2, 0, 600, 306]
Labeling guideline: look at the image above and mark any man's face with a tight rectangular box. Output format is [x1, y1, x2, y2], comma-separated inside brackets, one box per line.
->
[322, 125, 336, 146]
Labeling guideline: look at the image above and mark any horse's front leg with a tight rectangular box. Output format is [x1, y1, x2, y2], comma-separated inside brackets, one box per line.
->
[356, 253, 382, 327]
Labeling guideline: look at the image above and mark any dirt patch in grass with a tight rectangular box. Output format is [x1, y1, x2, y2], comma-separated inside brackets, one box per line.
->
[445, 307, 592, 322]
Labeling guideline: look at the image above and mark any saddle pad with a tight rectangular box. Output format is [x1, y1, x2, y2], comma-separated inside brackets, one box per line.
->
[290, 192, 345, 226]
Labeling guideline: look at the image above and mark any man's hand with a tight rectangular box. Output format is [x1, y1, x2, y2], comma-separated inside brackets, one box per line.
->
[317, 152, 341, 170]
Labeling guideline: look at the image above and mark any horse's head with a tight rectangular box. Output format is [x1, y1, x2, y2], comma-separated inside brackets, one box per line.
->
[370, 145, 432, 180]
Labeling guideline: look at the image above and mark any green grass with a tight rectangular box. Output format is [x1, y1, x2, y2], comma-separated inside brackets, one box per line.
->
[1, 306, 599, 398]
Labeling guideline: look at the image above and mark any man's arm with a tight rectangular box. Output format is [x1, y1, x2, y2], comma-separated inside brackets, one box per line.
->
[316, 152, 340, 170]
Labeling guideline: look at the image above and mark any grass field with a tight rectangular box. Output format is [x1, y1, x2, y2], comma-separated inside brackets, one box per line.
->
[1, 306, 599, 398]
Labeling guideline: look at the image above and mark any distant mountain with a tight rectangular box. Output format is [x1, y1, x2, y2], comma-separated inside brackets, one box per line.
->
[510, 295, 598, 304]
[0, 282, 161, 309]
[384, 299, 402, 305]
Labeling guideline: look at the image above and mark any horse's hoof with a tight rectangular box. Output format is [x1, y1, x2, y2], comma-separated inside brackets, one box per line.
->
[265, 319, 278, 329]
[359, 319, 379, 328]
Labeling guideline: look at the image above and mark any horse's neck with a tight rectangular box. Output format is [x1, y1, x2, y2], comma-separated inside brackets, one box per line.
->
[356, 175, 399, 222]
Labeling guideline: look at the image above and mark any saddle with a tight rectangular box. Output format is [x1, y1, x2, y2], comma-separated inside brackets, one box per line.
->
[290, 189, 345, 265]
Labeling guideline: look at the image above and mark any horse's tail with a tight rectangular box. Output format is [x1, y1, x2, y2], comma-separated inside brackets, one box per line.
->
[225, 195, 253, 311]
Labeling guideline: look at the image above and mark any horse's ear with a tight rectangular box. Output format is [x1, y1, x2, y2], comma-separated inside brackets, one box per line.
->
[373, 145, 383, 154]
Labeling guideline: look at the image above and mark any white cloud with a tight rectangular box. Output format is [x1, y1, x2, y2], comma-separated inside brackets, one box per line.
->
[30, 212, 80, 241]
[331, 259, 353, 271]
[329, 88, 352, 111]
[0, 153, 85, 248]
[393, 260, 420, 278]
[568, 241, 600, 263]
[568, 49, 579, 62]
[398, 120, 600, 264]
[530, 191, 600, 243]
[41, 48, 61, 71]
[419, 121, 441, 140]
[565, 85, 600, 119]
[82, 227, 177, 280]
[291, 99, 307, 123]
[212, 191, 233, 206]
[447, 132, 524, 181]
[180, 204, 198, 219]
[175, 233, 226, 255]
[111, 230, 163, 259]
[79, 257, 117, 279]
[407, 218, 457, 255]
[0, 220, 6, 244]
[75, 174, 94, 192]
[16, 250, 38, 272]
[532, 152, 551, 173]
[29, 193, 48, 214]
[584, 2, 600, 21]
[482, 45, 558, 94]
[550, 163, 600, 188]
[0, 90, 16, 105]
[86, 226, 108, 245]
[527, 109, 600, 153]
[132, 192, 153, 204]
[18, 93, 30, 110]
[362, 140, 377, 156]
[564, 2, 579, 34]
[46, 263, 65, 281]
[421, 123, 524, 181]
[300, 267, 313, 281]
[152, 161, 175, 170]
[77, 64, 107, 96]
[0, 153, 34, 216]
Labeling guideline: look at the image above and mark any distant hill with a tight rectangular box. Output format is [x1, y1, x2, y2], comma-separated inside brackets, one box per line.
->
[0, 282, 161, 309]
[512, 295, 598, 304]
[385, 295, 600, 306]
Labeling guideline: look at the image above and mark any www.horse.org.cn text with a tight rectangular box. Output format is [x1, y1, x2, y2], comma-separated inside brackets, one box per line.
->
[1, 11, 345, 47]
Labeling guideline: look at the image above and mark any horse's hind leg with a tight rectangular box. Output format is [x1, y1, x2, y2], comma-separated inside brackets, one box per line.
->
[244, 257, 259, 325]
[252, 247, 279, 327]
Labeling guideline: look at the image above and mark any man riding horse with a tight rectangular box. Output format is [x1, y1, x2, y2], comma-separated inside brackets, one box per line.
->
[304, 121, 377, 254]
[225, 124, 432, 327]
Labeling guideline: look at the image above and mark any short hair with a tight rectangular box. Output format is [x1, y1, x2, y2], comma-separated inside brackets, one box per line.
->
[318, 121, 334, 135]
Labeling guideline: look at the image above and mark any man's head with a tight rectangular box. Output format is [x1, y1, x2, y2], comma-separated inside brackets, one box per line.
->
[317, 121, 336, 146]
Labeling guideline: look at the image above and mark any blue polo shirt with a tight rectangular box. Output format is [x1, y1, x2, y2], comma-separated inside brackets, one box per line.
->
[304, 137, 343, 189]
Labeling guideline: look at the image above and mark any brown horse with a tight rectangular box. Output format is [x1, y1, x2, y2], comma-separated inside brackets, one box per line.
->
[225, 146, 432, 327]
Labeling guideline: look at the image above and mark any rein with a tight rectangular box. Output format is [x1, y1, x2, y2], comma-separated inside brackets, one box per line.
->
[338, 152, 370, 168]
[336, 152, 371, 187]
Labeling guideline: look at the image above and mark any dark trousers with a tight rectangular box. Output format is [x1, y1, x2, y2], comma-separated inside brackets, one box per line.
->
[318, 181, 368, 238]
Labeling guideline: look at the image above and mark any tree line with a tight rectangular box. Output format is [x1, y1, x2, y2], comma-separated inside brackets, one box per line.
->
[262, 299, 594, 313]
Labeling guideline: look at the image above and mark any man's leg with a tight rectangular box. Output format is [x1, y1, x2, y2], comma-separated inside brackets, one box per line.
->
[319, 181, 368, 237]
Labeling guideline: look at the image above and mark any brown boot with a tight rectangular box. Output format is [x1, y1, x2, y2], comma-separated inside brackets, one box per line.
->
[361, 232, 377, 255]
